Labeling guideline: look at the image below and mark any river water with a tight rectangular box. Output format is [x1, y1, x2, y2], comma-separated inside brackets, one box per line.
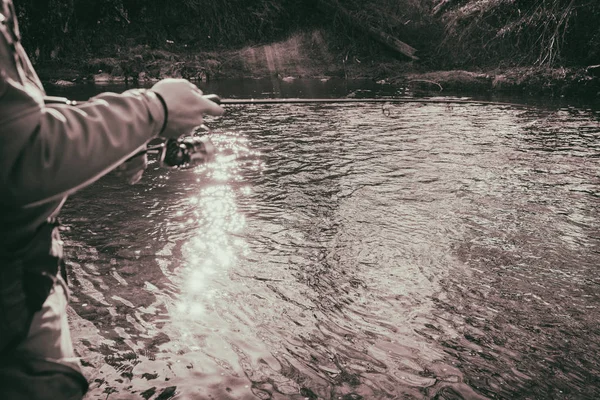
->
[50, 80, 600, 399]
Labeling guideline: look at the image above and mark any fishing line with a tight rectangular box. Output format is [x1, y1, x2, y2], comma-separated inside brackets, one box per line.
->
[203, 95, 530, 109]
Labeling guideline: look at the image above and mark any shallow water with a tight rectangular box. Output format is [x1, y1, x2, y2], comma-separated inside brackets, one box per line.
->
[54, 81, 600, 399]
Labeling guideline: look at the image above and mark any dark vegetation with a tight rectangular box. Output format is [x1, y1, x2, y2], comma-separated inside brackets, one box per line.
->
[436, 0, 600, 68]
[16, 0, 318, 62]
[13, 0, 600, 91]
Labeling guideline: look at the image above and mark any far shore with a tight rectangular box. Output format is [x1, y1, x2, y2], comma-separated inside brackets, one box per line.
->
[36, 31, 600, 100]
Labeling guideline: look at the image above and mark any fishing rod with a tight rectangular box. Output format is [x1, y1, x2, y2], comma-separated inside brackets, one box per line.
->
[203, 94, 528, 108]
[45, 93, 527, 107]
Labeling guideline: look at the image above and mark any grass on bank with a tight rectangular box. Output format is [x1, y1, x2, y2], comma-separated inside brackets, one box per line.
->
[437, 0, 600, 68]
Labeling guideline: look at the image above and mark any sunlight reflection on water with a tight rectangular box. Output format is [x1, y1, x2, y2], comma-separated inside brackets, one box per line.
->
[169, 134, 252, 332]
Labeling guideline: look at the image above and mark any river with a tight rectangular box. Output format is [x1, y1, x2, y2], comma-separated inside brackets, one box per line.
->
[48, 79, 600, 399]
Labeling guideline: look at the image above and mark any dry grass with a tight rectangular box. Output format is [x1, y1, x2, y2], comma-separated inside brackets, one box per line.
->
[437, 0, 600, 68]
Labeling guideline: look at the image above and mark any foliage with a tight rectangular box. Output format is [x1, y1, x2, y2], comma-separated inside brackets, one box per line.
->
[436, 0, 600, 67]
[15, 0, 316, 62]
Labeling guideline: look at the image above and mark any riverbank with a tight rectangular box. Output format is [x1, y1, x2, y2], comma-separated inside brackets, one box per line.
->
[37, 30, 600, 100]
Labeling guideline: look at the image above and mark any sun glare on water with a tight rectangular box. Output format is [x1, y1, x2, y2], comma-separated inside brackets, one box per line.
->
[171, 132, 253, 323]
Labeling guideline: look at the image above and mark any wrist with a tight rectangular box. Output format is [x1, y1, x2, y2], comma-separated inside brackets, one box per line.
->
[152, 90, 168, 136]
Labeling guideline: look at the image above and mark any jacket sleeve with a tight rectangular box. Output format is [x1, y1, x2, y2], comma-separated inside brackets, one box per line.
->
[0, 76, 166, 207]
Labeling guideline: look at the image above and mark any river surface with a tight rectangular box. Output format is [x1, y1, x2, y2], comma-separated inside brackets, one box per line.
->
[49, 79, 600, 399]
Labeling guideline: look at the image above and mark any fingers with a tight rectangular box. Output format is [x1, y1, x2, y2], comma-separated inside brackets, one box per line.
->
[189, 86, 223, 115]
[152, 78, 225, 138]
[190, 83, 203, 94]
[196, 92, 225, 116]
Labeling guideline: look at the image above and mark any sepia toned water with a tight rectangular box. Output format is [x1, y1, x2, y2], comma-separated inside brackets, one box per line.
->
[54, 81, 600, 399]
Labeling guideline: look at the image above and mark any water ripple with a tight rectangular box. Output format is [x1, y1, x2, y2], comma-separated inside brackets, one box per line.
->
[60, 99, 600, 399]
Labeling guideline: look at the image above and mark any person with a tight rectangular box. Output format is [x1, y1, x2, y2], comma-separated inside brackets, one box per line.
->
[0, 0, 224, 398]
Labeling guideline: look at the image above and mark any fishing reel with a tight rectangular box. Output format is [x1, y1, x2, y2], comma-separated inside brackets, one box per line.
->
[137, 95, 222, 169]
[157, 135, 215, 168]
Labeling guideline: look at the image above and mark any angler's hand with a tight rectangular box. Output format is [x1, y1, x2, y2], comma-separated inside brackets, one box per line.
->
[151, 79, 224, 139]
[114, 151, 148, 184]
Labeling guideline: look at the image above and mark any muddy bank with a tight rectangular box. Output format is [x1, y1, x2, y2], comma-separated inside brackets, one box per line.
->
[400, 68, 600, 99]
[37, 30, 600, 100]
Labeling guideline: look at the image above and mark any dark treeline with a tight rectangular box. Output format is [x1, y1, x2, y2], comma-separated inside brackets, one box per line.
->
[14, 0, 600, 70]
[15, 0, 318, 61]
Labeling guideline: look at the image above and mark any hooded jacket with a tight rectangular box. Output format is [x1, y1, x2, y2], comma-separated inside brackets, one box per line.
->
[0, 0, 165, 348]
